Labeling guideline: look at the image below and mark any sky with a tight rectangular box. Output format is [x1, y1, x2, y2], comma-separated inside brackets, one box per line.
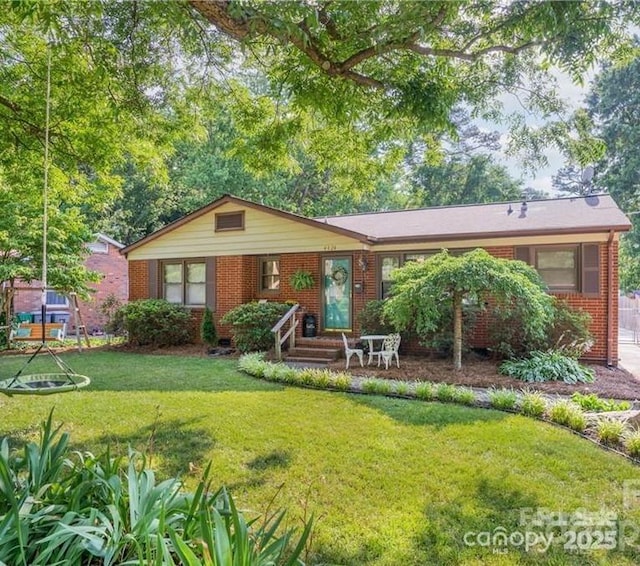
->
[480, 71, 592, 197]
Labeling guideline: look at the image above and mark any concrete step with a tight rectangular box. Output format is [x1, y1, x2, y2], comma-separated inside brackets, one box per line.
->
[289, 346, 341, 360]
[284, 356, 333, 366]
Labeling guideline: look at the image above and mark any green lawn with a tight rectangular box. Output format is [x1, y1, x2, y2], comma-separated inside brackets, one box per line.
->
[1, 350, 640, 565]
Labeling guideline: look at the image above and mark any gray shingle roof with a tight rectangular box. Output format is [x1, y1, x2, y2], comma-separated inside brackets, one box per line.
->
[321, 194, 630, 242]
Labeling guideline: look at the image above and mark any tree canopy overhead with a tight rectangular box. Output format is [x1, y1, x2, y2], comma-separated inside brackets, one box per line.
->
[1, 0, 639, 252]
[190, 0, 638, 131]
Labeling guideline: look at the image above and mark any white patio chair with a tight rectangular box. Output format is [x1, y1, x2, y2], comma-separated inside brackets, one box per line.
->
[371, 333, 401, 369]
[342, 333, 364, 369]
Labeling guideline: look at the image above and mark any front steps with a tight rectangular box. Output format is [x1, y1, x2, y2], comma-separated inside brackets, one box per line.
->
[285, 336, 343, 365]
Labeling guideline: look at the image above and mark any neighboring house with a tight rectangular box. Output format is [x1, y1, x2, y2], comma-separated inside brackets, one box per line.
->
[13, 233, 128, 334]
[122, 194, 631, 365]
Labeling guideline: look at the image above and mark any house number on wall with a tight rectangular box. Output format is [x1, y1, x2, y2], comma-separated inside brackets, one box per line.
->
[323, 244, 337, 251]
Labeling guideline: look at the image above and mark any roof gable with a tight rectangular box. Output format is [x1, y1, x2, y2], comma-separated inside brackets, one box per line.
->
[122, 194, 370, 256]
[123, 195, 369, 259]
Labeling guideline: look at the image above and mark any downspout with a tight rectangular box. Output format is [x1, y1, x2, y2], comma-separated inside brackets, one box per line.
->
[607, 230, 615, 367]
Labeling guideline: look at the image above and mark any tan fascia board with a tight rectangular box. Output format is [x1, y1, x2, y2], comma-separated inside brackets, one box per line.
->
[121, 194, 372, 256]
[371, 225, 631, 247]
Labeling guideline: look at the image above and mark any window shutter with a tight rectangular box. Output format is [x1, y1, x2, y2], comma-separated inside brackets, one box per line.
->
[582, 244, 600, 295]
[205, 257, 216, 309]
[514, 246, 531, 264]
[148, 260, 159, 298]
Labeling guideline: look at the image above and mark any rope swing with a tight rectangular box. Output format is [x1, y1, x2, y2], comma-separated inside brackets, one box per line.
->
[0, 41, 90, 396]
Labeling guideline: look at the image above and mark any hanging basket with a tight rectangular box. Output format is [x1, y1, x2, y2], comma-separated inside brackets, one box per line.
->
[0, 373, 90, 396]
[331, 266, 348, 285]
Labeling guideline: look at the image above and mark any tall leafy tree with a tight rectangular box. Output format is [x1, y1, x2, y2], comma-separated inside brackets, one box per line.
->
[384, 249, 553, 370]
[408, 154, 523, 208]
[587, 54, 640, 290]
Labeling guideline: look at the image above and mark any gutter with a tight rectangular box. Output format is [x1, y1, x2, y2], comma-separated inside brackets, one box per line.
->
[607, 230, 615, 367]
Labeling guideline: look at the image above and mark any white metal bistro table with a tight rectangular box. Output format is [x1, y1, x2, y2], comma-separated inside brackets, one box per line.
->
[360, 334, 389, 365]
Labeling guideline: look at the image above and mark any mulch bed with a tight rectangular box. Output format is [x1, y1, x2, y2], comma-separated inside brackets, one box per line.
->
[327, 354, 640, 401]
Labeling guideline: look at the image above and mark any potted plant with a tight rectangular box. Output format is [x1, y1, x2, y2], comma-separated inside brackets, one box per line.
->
[290, 269, 315, 291]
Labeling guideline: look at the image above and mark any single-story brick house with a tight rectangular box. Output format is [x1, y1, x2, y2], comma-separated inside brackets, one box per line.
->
[13, 233, 128, 334]
[122, 194, 631, 365]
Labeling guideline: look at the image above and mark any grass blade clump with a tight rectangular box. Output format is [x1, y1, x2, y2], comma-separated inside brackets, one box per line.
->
[549, 400, 587, 432]
[415, 381, 435, 401]
[623, 429, 640, 458]
[488, 388, 518, 411]
[596, 420, 626, 445]
[436, 383, 457, 403]
[331, 372, 352, 392]
[453, 386, 476, 406]
[519, 390, 547, 418]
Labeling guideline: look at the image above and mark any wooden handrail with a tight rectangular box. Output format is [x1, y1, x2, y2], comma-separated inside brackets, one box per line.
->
[271, 303, 299, 360]
[271, 303, 299, 333]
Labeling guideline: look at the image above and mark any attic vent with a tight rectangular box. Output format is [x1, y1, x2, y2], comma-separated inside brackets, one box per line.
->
[87, 241, 108, 254]
[215, 211, 244, 232]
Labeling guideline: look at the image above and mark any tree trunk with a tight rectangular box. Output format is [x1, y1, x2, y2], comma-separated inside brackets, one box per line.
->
[453, 292, 463, 371]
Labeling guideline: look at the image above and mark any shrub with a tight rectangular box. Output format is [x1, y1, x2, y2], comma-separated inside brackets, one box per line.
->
[624, 429, 640, 458]
[111, 299, 193, 347]
[454, 386, 476, 405]
[548, 300, 593, 358]
[100, 292, 124, 335]
[200, 306, 217, 347]
[549, 400, 587, 432]
[489, 298, 592, 359]
[415, 381, 435, 401]
[358, 300, 395, 336]
[519, 390, 547, 418]
[571, 392, 631, 412]
[221, 302, 290, 353]
[0, 412, 311, 566]
[436, 383, 458, 403]
[596, 419, 627, 445]
[488, 388, 518, 411]
[499, 351, 595, 384]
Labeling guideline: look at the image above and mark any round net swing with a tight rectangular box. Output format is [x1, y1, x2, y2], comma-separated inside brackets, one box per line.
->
[0, 42, 91, 397]
[0, 374, 91, 396]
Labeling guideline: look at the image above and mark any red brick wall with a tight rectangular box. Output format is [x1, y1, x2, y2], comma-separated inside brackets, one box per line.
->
[399, 243, 616, 364]
[77, 245, 128, 332]
[14, 244, 128, 333]
[126, 242, 619, 363]
[129, 260, 149, 301]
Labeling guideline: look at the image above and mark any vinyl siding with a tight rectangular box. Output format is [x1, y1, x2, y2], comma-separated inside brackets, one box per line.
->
[127, 203, 364, 260]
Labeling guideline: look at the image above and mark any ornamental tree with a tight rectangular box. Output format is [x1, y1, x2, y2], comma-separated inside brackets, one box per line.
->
[383, 249, 553, 370]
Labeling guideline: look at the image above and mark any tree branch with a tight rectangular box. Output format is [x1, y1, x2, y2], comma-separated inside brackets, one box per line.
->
[0, 95, 21, 114]
[188, 0, 543, 90]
